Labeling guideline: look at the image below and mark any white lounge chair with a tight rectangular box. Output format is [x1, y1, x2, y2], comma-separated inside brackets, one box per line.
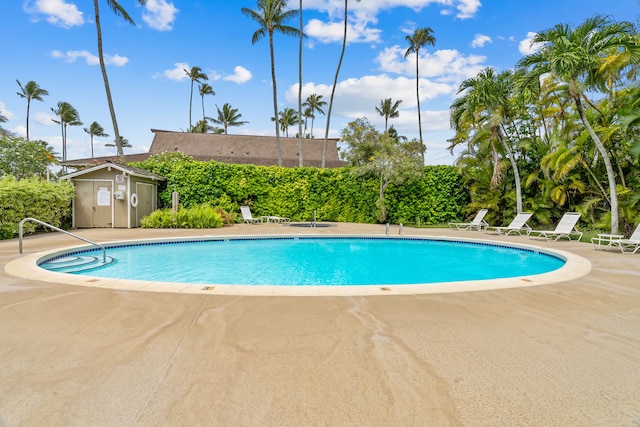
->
[488, 212, 533, 236]
[263, 215, 290, 223]
[529, 212, 583, 241]
[448, 209, 489, 231]
[592, 223, 640, 254]
[240, 206, 263, 224]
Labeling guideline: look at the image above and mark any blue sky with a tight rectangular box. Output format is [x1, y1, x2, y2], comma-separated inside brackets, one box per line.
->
[0, 0, 636, 165]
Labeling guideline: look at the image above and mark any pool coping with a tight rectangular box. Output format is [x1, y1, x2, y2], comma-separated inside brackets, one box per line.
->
[4, 233, 592, 296]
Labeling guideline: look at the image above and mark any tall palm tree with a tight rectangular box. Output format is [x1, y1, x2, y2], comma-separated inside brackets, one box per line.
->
[450, 68, 524, 214]
[272, 107, 298, 137]
[323, 0, 361, 168]
[210, 103, 248, 134]
[242, 0, 301, 167]
[375, 98, 402, 133]
[303, 93, 327, 138]
[297, 0, 304, 166]
[517, 15, 640, 234]
[84, 121, 109, 158]
[16, 80, 49, 141]
[198, 83, 215, 121]
[404, 27, 436, 163]
[106, 136, 132, 155]
[51, 101, 82, 164]
[185, 66, 209, 130]
[93, 0, 146, 162]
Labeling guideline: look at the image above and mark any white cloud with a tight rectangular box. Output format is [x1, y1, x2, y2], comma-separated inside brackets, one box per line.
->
[471, 34, 492, 48]
[456, 0, 481, 19]
[0, 102, 16, 121]
[142, 0, 179, 31]
[223, 66, 252, 84]
[34, 111, 56, 126]
[376, 45, 486, 83]
[301, 1, 482, 47]
[301, 0, 480, 18]
[155, 62, 191, 81]
[13, 125, 27, 138]
[519, 31, 543, 55]
[286, 74, 452, 122]
[51, 50, 128, 66]
[304, 14, 382, 44]
[23, 0, 84, 28]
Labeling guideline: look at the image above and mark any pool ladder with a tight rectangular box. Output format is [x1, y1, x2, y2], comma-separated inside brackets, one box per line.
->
[385, 223, 403, 235]
[18, 217, 107, 263]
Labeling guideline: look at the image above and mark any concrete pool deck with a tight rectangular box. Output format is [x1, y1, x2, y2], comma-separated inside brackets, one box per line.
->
[1, 223, 640, 425]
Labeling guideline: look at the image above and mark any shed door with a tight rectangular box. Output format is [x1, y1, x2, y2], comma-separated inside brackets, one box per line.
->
[135, 182, 154, 227]
[75, 181, 113, 228]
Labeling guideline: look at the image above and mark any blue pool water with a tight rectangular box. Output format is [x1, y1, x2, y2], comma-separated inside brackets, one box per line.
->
[39, 237, 566, 286]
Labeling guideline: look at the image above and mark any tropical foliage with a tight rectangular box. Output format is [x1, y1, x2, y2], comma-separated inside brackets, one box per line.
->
[51, 101, 82, 163]
[375, 98, 403, 132]
[209, 103, 248, 134]
[16, 80, 48, 141]
[451, 15, 640, 235]
[83, 121, 109, 158]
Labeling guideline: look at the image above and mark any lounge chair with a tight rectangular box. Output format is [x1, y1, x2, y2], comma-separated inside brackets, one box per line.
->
[240, 206, 263, 224]
[592, 223, 640, 253]
[529, 212, 583, 241]
[488, 212, 533, 236]
[448, 209, 489, 231]
[263, 215, 290, 223]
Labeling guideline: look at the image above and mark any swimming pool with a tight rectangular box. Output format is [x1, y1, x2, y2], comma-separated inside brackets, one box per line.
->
[35, 236, 571, 292]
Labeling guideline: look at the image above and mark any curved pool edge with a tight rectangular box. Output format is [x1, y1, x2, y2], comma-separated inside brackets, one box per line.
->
[5, 234, 592, 296]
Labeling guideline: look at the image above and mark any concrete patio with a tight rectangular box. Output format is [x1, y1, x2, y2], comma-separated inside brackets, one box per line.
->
[1, 223, 639, 426]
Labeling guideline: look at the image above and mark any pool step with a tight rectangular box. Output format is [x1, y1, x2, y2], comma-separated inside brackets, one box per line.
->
[40, 255, 116, 274]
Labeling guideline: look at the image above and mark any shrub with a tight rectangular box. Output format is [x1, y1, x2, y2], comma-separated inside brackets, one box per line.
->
[0, 176, 75, 239]
[141, 204, 223, 229]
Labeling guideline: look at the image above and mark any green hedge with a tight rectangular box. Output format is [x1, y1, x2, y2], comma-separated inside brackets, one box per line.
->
[133, 153, 468, 225]
[0, 176, 75, 239]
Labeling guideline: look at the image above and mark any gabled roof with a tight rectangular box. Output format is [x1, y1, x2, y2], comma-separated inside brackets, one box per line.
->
[148, 130, 346, 168]
[60, 130, 347, 169]
[60, 161, 165, 181]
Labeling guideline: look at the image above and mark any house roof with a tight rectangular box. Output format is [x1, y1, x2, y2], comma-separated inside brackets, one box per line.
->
[61, 130, 347, 169]
[60, 161, 165, 181]
[147, 130, 346, 168]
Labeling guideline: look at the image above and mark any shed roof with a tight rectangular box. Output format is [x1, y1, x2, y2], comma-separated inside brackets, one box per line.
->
[60, 161, 165, 181]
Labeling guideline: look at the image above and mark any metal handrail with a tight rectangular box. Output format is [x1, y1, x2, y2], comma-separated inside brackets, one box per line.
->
[19, 217, 107, 263]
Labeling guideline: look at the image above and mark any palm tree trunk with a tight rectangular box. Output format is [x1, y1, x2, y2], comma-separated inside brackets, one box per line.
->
[297, 0, 303, 167]
[415, 49, 424, 164]
[26, 100, 31, 141]
[268, 30, 282, 166]
[189, 80, 194, 130]
[572, 85, 619, 234]
[498, 129, 523, 213]
[323, 0, 348, 168]
[94, 0, 124, 162]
